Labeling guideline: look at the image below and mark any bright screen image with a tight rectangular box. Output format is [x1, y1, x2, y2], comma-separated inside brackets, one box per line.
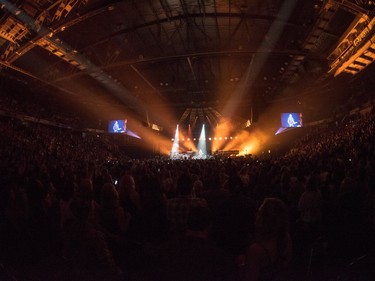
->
[108, 119, 127, 133]
[280, 113, 303, 128]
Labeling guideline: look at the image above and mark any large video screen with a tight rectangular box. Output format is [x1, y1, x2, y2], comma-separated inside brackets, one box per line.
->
[108, 119, 127, 133]
[280, 113, 303, 128]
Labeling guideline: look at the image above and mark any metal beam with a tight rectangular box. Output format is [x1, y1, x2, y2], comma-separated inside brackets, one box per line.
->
[187, 56, 197, 81]
[130, 64, 165, 100]
[48, 48, 317, 83]
[7, 1, 122, 63]
[89, 11, 305, 50]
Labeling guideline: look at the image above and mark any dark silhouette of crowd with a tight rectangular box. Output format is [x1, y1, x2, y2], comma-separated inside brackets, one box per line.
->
[1, 104, 375, 281]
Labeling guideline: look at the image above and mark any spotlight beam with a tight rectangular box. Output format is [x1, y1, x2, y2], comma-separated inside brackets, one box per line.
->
[170, 124, 179, 158]
[197, 124, 207, 159]
[222, 0, 299, 118]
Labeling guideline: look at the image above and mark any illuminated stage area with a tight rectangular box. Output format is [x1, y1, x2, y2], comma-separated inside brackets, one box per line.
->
[169, 119, 245, 159]
[170, 150, 241, 160]
[167, 110, 307, 159]
[169, 135, 241, 159]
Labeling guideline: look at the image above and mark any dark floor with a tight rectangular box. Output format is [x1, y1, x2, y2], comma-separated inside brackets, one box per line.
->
[1, 243, 375, 281]
[1, 223, 374, 281]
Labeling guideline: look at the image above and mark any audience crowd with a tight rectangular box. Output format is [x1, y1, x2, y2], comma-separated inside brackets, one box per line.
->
[1, 105, 375, 281]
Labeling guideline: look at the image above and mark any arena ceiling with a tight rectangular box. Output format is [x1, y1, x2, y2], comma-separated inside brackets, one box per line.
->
[0, 0, 375, 132]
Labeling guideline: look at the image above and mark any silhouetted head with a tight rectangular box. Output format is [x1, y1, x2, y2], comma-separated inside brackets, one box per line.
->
[100, 183, 119, 208]
[255, 198, 289, 240]
[187, 205, 212, 232]
[177, 173, 193, 196]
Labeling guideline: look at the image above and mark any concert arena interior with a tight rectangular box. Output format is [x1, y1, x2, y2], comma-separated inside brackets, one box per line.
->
[1, 1, 375, 280]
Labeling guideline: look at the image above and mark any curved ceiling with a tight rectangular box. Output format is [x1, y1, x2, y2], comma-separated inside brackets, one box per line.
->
[0, 0, 374, 131]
